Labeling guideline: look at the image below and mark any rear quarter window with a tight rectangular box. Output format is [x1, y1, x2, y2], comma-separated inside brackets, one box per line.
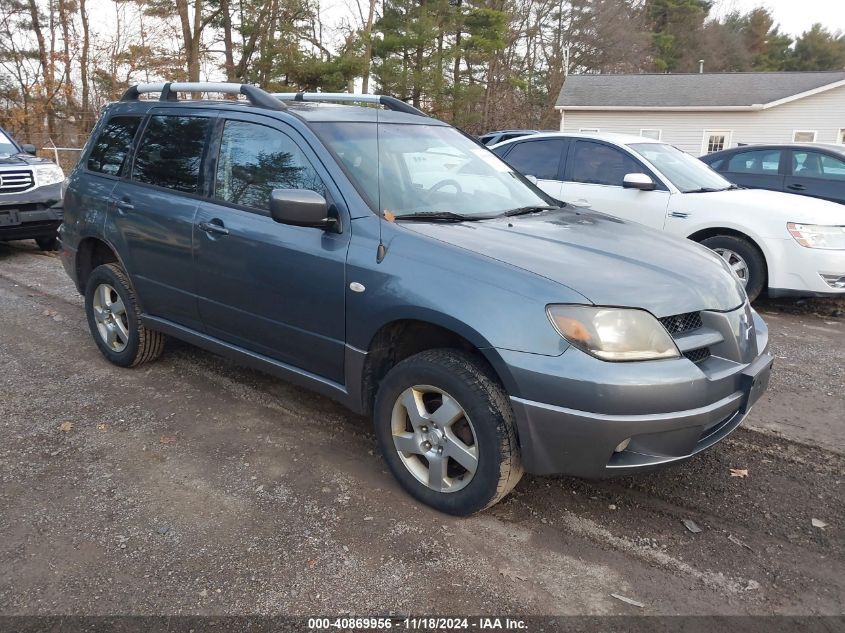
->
[87, 116, 141, 176]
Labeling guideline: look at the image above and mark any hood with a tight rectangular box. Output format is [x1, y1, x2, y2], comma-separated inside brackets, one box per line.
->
[402, 208, 746, 317]
[0, 152, 54, 167]
[675, 188, 844, 225]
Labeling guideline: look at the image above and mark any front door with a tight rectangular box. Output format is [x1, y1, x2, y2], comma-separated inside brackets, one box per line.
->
[108, 110, 214, 331]
[717, 148, 785, 193]
[193, 115, 349, 382]
[560, 139, 671, 228]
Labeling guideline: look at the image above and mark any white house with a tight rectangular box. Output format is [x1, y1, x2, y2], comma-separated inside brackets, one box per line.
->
[555, 71, 845, 155]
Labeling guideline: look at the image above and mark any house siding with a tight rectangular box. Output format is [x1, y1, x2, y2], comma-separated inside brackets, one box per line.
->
[559, 84, 845, 155]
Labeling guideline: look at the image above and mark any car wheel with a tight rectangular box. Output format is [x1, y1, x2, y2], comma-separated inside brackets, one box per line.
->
[36, 235, 59, 251]
[84, 263, 165, 367]
[373, 349, 523, 515]
[701, 235, 766, 302]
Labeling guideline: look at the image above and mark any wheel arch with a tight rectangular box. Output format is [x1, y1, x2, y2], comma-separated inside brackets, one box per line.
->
[358, 317, 515, 417]
[75, 236, 125, 294]
[687, 226, 769, 285]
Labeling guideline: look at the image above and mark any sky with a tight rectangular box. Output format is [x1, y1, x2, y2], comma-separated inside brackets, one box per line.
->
[713, 0, 845, 37]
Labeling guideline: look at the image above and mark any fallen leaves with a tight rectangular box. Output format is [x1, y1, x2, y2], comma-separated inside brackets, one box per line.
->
[730, 468, 749, 478]
[811, 518, 828, 529]
[59, 421, 73, 433]
[728, 534, 753, 551]
[499, 569, 527, 582]
[159, 435, 178, 445]
[682, 519, 702, 534]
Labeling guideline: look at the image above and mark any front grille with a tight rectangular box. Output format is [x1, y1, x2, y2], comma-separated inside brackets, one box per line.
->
[659, 311, 703, 335]
[0, 170, 34, 193]
[683, 347, 711, 364]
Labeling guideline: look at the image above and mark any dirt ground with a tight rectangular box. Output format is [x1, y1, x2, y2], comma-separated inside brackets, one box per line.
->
[0, 241, 842, 618]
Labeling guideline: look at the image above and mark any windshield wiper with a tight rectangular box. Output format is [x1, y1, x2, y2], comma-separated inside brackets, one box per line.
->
[501, 205, 559, 217]
[684, 187, 729, 193]
[392, 211, 486, 222]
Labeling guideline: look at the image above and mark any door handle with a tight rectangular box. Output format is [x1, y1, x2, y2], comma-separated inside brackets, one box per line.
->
[786, 183, 805, 191]
[111, 197, 134, 211]
[198, 220, 229, 236]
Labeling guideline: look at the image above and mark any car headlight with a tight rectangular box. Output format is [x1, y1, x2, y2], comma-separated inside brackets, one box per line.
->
[787, 222, 845, 250]
[547, 305, 679, 361]
[34, 164, 64, 188]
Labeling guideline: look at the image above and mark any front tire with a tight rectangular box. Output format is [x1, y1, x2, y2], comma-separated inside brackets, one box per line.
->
[701, 235, 766, 302]
[373, 349, 523, 515]
[84, 263, 165, 367]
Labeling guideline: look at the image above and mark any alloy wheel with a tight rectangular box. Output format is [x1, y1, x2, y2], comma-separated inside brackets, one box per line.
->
[714, 247, 749, 286]
[92, 283, 129, 352]
[391, 385, 479, 493]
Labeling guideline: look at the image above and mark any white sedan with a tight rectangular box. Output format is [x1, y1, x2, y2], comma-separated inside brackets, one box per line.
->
[491, 132, 845, 300]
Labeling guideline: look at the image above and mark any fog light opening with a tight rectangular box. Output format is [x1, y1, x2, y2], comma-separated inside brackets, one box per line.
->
[614, 438, 631, 453]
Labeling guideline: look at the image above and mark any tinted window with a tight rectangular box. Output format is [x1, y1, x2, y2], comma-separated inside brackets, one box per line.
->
[571, 140, 643, 186]
[0, 128, 19, 155]
[87, 116, 141, 176]
[793, 151, 845, 181]
[132, 115, 210, 193]
[214, 120, 326, 212]
[726, 149, 781, 175]
[502, 139, 564, 180]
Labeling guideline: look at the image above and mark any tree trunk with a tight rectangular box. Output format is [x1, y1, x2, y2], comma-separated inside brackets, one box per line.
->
[27, 0, 55, 138]
[79, 0, 91, 132]
[360, 0, 377, 93]
[220, 0, 236, 81]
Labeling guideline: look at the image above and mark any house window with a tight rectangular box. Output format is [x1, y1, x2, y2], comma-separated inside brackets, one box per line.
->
[640, 129, 661, 140]
[702, 130, 732, 154]
[793, 130, 817, 143]
[838, 128, 845, 144]
[579, 128, 599, 133]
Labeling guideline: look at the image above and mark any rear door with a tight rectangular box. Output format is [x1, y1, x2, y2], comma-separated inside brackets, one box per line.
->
[493, 138, 567, 199]
[193, 114, 349, 382]
[559, 139, 670, 229]
[785, 149, 845, 204]
[715, 148, 785, 192]
[108, 109, 215, 330]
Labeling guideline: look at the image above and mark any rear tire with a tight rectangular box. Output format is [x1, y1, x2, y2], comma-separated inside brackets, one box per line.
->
[373, 349, 523, 516]
[701, 235, 766, 302]
[84, 263, 165, 367]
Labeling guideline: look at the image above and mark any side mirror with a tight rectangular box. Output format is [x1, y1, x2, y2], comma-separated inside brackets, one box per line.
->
[269, 189, 336, 230]
[622, 173, 656, 191]
[21, 144, 37, 155]
[525, 175, 538, 184]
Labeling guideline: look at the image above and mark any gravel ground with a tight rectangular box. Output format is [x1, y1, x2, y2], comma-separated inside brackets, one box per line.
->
[0, 241, 842, 617]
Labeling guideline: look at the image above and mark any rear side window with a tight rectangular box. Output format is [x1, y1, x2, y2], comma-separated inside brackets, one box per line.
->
[132, 115, 210, 193]
[570, 140, 642, 186]
[213, 120, 326, 212]
[502, 139, 564, 180]
[87, 116, 141, 176]
[793, 151, 845, 181]
[726, 149, 781, 174]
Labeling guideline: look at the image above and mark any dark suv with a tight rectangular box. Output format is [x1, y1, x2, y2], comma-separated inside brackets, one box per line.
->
[59, 82, 773, 515]
[0, 126, 64, 250]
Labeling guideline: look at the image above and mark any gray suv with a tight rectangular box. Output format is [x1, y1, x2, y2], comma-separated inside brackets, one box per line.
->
[59, 82, 773, 515]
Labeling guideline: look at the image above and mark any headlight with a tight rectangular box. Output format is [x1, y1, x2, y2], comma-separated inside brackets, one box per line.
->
[546, 305, 679, 361]
[787, 222, 845, 250]
[34, 164, 64, 188]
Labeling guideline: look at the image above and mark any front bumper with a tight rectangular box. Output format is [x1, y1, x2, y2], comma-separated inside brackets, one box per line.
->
[764, 237, 845, 296]
[500, 307, 772, 477]
[0, 182, 63, 240]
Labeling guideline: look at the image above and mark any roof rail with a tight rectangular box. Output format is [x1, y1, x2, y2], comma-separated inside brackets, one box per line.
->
[272, 92, 427, 117]
[120, 82, 286, 111]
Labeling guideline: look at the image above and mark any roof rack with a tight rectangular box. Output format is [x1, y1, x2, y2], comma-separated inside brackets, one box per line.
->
[272, 92, 427, 117]
[120, 82, 286, 111]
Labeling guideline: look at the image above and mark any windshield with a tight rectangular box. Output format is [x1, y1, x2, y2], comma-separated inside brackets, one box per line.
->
[312, 122, 554, 217]
[0, 129, 19, 155]
[629, 143, 732, 193]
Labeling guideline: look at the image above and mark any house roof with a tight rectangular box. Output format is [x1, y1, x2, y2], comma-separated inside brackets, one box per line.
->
[556, 71, 845, 110]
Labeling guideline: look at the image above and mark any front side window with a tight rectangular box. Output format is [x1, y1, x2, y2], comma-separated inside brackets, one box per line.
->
[792, 151, 845, 181]
[630, 142, 732, 193]
[132, 115, 210, 193]
[726, 149, 781, 175]
[570, 140, 643, 186]
[503, 139, 565, 180]
[87, 116, 141, 176]
[312, 122, 553, 217]
[213, 120, 326, 212]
